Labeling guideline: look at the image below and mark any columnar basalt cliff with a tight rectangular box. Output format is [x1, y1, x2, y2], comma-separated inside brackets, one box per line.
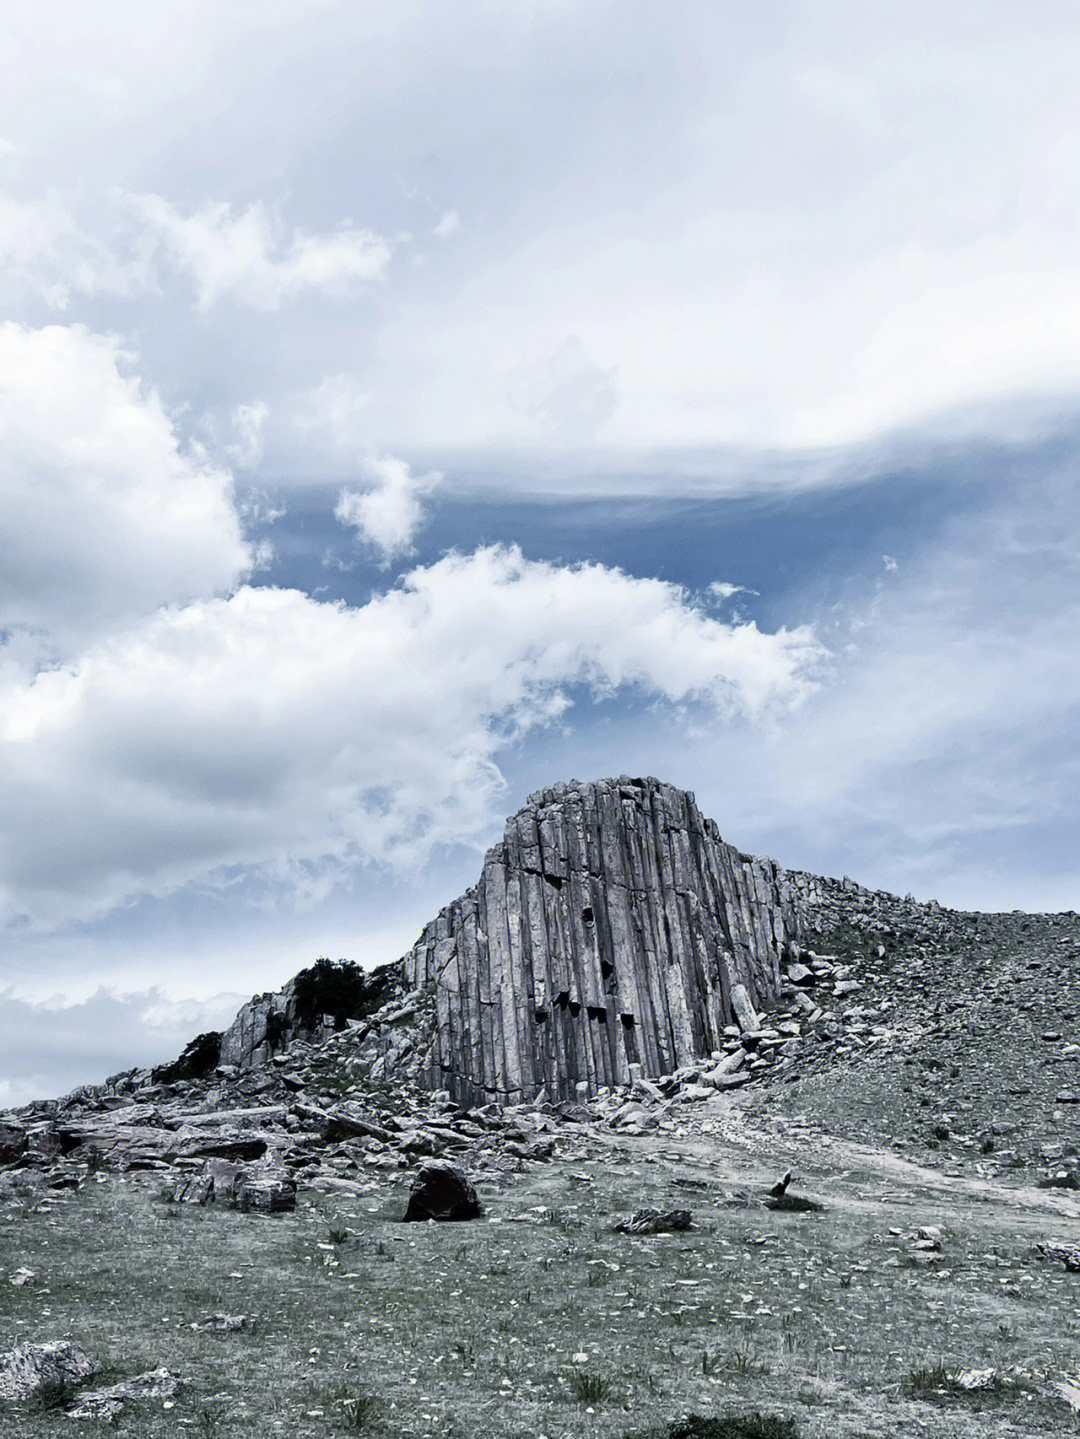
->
[403, 776, 805, 1104]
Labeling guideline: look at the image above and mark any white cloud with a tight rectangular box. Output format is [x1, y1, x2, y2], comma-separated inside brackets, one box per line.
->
[0, 322, 251, 656]
[225, 399, 268, 469]
[0, 546, 822, 925]
[433, 209, 460, 237]
[334, 454, 440, 563]
[295, 372, 374, 449]
[508, 336, 620, 443]
[0, 986, 244, 1106]
[127, 194, 393, 310]
[0, 187, 148, 309]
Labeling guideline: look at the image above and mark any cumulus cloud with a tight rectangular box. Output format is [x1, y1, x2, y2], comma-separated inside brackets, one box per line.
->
[126, 194, 393, 310]
[0, 547, 823, 924]
[334, 455, 440, 563]
[0, 322, 251, 655]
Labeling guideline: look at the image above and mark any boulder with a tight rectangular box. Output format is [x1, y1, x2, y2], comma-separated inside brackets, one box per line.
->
[0, 1121, 27, 1166]
[237, 1169, 296, 1214]
[0, 1341, 95, 1404]
[402, 1161, 481, 1222]
[65, 1367, 180, 1421]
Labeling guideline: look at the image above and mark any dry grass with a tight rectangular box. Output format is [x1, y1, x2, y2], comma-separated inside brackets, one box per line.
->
[2, 1117, 1080, 1437]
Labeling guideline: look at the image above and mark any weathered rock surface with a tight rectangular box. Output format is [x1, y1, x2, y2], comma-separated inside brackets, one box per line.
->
[614, 1208, 692, 1234]
[219, 978, 337, 1070]
[403, 1161, 481, 1222]
[65, 1367, 180, 1422]
[403, 777, 803, 1103]
[0, 1340, 94, 1404]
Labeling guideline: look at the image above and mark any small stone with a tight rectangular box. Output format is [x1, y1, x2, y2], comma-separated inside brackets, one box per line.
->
[9, 1269, 35, 1288]
[614, 1209, 692, 1235]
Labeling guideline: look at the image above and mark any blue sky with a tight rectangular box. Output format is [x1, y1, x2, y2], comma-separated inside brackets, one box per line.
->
[2, 2, 1080, 1103]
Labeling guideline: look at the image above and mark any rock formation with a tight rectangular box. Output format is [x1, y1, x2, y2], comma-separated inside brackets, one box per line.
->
[219, 978, 335, 1070]
[402, 776, 804, 1104]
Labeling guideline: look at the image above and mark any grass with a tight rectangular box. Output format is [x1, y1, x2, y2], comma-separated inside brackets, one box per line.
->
[2, 1116, 1080, 1437]
[568, 1369, 612, 1404]
[625, 1415, 800, 1439]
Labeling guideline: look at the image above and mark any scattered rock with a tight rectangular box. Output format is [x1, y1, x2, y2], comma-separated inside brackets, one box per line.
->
[193, 1314, 248, 1333]
[9, 1268, 36, 1287]
[65, 1366, 180, 1422]
[613, 1209, 692, 1234]
[1035, 1240, 1080, 1272]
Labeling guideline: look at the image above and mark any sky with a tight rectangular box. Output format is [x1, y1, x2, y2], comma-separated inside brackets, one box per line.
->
[2, 1, 1080, 1104]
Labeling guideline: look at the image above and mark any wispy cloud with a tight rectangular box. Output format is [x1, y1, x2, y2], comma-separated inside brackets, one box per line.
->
[125, 194, 393, 310]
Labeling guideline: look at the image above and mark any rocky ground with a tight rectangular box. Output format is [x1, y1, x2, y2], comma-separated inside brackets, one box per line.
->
[3, 875, 1080, 1430]
[3, 875, 1080, 1212]
[3, 1087, 1080, 1436]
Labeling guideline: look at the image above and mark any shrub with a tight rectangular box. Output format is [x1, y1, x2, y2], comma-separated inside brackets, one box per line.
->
[153, 1030, 222, 1084]
[292, 958, 398, 1029]
[568, 1369, 612, 1404]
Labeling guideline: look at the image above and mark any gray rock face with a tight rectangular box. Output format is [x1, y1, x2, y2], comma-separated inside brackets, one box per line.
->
[219, 979, 321, 1069]
[0, 1340, 94, 1404]
[403, 777, 802, 1103]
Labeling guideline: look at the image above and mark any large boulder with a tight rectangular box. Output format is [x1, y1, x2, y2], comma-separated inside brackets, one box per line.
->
[0, 1121, 26, 1166]
[402, 1161, 481, 1222]
[0, 1341, 94, 1405]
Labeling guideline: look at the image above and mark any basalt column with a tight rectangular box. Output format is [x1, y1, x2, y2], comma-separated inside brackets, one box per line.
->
[403, 776, 802, 1104]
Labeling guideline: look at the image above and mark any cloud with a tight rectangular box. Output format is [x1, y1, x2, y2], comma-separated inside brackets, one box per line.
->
[0, 322, 251, 656]
[225, 400, 268, 469]
[433, 209, 460, 237]
[0, 546, 823, 925]
[0, 986, 244, 1107]
[0, 187, 148, 308]
[126, 194, 393, 310]
[295, 372, 374, 449]
[334, 454, 440, 563]
[508, 336, 620, 443]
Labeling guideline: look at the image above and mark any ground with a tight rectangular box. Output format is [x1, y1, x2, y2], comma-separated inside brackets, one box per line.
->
[4, 1095, 1080, 1437]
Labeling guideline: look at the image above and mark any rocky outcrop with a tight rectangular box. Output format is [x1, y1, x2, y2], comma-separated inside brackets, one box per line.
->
[403, 776, 803, 1104]
[219, 978, 337, 1069]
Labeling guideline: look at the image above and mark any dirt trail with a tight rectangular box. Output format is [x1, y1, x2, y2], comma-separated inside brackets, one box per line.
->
[576, 1097, 1080, 1240]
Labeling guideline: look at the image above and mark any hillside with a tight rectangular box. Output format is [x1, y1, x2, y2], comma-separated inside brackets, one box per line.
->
[2, 777, 1080, 1433]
